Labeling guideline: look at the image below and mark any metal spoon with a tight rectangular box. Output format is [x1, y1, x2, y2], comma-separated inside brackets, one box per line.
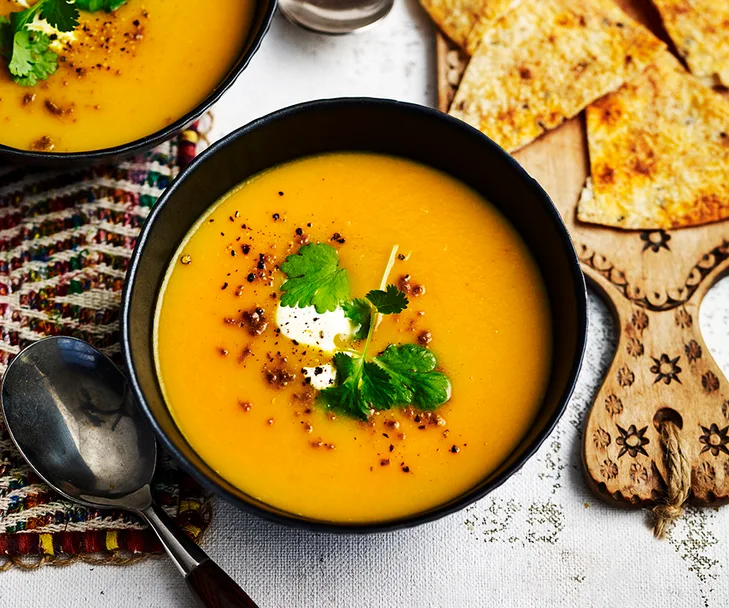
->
[278, 0, 394, 34]
[1, 337, 258, 608]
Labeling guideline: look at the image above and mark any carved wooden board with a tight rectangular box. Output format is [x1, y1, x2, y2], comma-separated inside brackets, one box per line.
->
[436, 0, 729, 508]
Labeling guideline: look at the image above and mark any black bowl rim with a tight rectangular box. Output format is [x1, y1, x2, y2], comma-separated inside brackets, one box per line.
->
[121, 97, 588, 534]
[0, 0, 276, 165]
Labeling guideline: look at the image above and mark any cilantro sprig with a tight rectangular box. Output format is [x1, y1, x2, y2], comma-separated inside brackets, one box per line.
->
[279, 243, 451, 420]
[0, 0, 127, 87]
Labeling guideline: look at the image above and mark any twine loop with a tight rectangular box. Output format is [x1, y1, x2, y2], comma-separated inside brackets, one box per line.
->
[652, 420, 691, 538]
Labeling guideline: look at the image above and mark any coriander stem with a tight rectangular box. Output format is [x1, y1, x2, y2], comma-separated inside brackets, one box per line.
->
[373, 244, 399, 333]
[378, 245, 399, 290]
[349, 244, 399, 362]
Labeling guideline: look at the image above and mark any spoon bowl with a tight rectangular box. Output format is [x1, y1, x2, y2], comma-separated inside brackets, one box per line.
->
[2, 337, 156, 510]
[278, 0, 394, 34]
[1, 337, 259, 608]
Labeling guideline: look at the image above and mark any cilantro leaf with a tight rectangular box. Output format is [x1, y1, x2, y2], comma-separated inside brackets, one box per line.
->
[9, 30, 57, 86]
[374, 344, 451, 410]
[8, 30, 33, 76]
[40, 0, 79, 32]
[366, 284, 408, 315]
[0, 17, 12, 59]
[342, 298, 371, 341]
[319, 353, 372, 420]
[280, 243, 350, 314]
[76, 0, 128, 12]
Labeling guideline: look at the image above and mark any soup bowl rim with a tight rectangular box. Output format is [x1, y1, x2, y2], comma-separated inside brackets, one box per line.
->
[0, 0, 277, 166]
[121, 97, 588, 533]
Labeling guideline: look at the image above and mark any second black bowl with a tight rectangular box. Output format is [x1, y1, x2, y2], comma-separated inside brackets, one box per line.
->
[0, 0, 275, 167]
[122, 98, 587, 533]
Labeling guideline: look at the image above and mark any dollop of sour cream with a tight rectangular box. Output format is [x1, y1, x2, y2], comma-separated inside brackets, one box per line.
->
[275, 304, 355, 353]
[276, 304, 359, 390]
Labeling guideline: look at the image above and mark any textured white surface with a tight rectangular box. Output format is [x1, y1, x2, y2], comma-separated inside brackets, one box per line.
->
[4, 4, 729, 607]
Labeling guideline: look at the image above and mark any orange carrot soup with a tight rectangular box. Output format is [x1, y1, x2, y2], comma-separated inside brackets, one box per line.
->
[0, 0, 255, 152]
[154, 153, 553, 523]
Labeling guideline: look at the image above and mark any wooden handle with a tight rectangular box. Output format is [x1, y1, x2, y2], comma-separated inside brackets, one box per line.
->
[186, 560, 260, 608]
[582, 289, 729, 507]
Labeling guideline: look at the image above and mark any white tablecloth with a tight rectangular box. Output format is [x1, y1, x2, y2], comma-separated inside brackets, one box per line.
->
[3, 4, 729, 606]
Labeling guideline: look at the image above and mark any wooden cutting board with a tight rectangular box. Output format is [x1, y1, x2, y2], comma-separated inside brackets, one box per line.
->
[435, 0, 729, 522]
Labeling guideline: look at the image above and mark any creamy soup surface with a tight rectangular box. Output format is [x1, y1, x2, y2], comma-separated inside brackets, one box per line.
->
[155, 152, 553, 523]
[0, 0, 254, 152]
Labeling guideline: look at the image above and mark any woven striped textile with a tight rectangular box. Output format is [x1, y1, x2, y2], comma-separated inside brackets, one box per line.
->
[0, 128, 210, 569]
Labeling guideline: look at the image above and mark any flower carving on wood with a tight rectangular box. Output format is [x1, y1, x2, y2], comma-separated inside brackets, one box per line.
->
[640, 230, 671, 253]
[615, 425, 649, 458]
[600, 458, 618, 480]
[616, 366, 635, 388]
[605, 394, 624, 416]
[695, 461, 716, 485]
[593, 427, 611, 450]
[629, 462, 648, 484]
[702, 371, 720, 394]
[626, 338, 644, 358]
[651, 354, 682, 385]
[630, 309, 649, 332]
[675, 307, 693, 329]
[684, 340, 702, 364]
[699, 423, 729, 456]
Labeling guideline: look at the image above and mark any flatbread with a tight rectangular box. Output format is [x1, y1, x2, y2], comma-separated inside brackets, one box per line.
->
[577, 51, 729, 230]
[651, 0, 729, 87]
[419, 0, 519, 50]
[448, 0, 664, 153]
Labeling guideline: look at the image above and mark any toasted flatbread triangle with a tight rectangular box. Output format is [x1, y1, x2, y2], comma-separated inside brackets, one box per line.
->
[448, 0, 664, 153]
[651, 0, 729, 87]
[577, 51, 729, 230]
[419, 0, 519, 50]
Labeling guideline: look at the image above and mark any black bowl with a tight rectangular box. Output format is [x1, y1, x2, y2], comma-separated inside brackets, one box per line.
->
[122, 98, 588, 533]
[0, 0, 276, 167]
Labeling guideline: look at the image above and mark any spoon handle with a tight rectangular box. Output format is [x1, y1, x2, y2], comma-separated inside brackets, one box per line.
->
[142, 502, 259, 608]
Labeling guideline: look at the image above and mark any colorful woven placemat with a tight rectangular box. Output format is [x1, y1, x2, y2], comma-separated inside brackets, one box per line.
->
[0, 127, 211, 569]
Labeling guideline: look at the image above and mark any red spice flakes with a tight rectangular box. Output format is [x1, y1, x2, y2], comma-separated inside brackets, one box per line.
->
[263, 362, 296, 389]
[238, 401, 252, 412]
[330, 232, 346, 244]
[450, 445, 460, 453]
[179, 254, 192, 265]
[292, 386, 317, 405]
[234, 286, 244, 297]
[301, 422, 313, 433]
[242, 306, 268, 336]
[241, 244, 251, 255]
[417, 330, 432, 346]
[22, 93, 36, 106]
[401, 464, 410, 473]
[272, 213, 280, 221]
[380, 459, 390, 466]
[310, 440, 323, 448]
[44, 99, 73, 116]
[218, 347, 229, 357]
[221, 282, 229, 290]
[405, 408, 446, 428]
[398, 274, 425, 297]
[30, 136, 54, 151]
[384, 419, 400, 430]
[239, 345, 253, 364]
